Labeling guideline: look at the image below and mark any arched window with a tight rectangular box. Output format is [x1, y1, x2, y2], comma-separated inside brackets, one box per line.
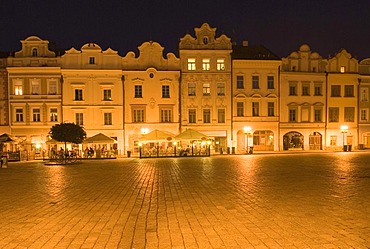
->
[32, 48, 38, 57]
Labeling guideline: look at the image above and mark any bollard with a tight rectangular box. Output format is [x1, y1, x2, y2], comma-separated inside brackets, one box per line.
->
[1, 156, 7, 168]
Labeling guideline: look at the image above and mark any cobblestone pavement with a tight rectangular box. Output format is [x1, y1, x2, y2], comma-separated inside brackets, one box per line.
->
[0, 152, 370, 249]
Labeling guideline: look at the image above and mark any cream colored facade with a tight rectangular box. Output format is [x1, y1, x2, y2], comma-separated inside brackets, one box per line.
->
[61, 43, 124, 154]
[326, 49, 359, 150]
[122, 41, 180, 153]
[179, 23, 232, 153]
[0, 56, 9, 134]
[359, 58, 370, 148]
[6, 36, 61, 158]
[232, 45, 281, 153]
[280, 44, 327, 151]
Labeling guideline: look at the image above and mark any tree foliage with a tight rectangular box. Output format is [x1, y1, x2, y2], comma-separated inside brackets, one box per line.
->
[49, 122, 86, 144]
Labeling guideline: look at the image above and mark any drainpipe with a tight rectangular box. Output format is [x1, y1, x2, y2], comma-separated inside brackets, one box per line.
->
[121, 74, 125, 156]
[278, 65, 281, 151]
[325, 71, 328, 150]
[178, 73, 181, 133]
[357, 77, 361, 148]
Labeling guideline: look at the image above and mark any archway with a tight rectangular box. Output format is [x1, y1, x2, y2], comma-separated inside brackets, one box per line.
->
[309, 132, 322, 150]
[283, 131, 304, 150]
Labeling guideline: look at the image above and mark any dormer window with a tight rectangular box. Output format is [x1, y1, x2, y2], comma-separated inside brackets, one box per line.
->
[340, 66, 345, 73]
[89, 57, 95, 64]
[32, 48, 38, 57]
[203, 36, 209, 45]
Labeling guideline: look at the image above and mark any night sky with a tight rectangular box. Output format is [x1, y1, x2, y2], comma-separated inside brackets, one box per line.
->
[1, 0, 370, 59]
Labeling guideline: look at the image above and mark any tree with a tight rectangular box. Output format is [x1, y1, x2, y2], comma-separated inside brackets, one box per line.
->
[49, 122, 86, 149]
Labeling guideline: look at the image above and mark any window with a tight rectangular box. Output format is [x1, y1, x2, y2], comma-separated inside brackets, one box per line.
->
[252, 76, 259, 89]
[203, 36, 209, 44]
[314, 109, 322, 122]
[217, 83, 225, 96]
[329, 107, 339, 122]
[76, 113, 84, 125]
[202, 59, 210, 71]
[14, 81, 23, 95]
[344, 85, 354, 97]
[203, 109, 211, 123]
[15, 109, 23, 122]
[217, 59, 225, 71]
[218, 109, 225, 123]
[187, 58, 196, 71]
[330, 136, 337, 146]
[289, 109, 296, 122]
[340, 66, 345, 73]
[103, 89, 112, 101]
[89, 57, 95, 64]
[133, 109, 145, 123]
[360, 109, 368, 121]
[314, 84, 322, 96]
[74, 89, 83, 100]
[302, 83, 310, 96]
[188, 83, 196, 96]
[33, 108, 41, 122]
[237, 102, 244, 117]
[252, 102, 259, 116]
[268, 102, 274, 117]
[50, 108, 58, 122]
[236, 76, 244, 89]
[49, 81, 57, 94]
[344, 107, 355, 122]
[134, 85, 142, 98]
[104, 113, 112, 125]
[361, 88, 368, 102]
[203, 83, 210, 96]
[189, 109, 196, 123]
[162, 85, 170, 98]
[31, 80, 40, 94]
[32, 48, 38, 57]
[331, 85, 341, 97]
[289, 83, 297, 95]
[160, 109, 172, 122]
[267, 76, 274, 89]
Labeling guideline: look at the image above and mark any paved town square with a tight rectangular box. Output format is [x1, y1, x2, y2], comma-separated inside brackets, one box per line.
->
[0, 152, 370, 249]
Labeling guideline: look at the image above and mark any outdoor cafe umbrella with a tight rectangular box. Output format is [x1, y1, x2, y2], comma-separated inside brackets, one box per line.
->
[175, 129, 208, 140]
[140, 129, 174, 142]
[0, 133, 15, 143]
[83, 133, 117, 144]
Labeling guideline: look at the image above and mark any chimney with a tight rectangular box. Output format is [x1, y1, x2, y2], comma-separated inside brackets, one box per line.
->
[242, 40, 249, 46]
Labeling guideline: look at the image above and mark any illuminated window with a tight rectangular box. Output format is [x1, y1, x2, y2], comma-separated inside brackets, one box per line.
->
[103, 89, 112, 101]
[104, 113, 112, 125]
[217, 59, 225, 70]
[188, 109, 196, 123]
[15, 108, 24, 122]
[217, 83, 225, 96]
[203, 83, 210, 96]
[330, 136, 337, 146]
[340, 66, 345, 73]
[134, 85, 142, 98]
[14, 81, 23, 95]
[187, 58, 196, 71]
[268, 102, 275, 117]
[31, 80, 40, 95]
[89, 57, 95, 64]
[237, 102, 244, 117]
[162, 85, 170, 98]
[50, 108, 58, 122]
[202, 59, 210, 71]
[133, 108, 145, 123]
[252, 102, 259, 116]
[188, 83, 196, 96]
[33, 108, 41, 122]
[267, 76, 274, 89]
[160, 109, 172, 122]
[252, 76, 259, 89]
[76, 113, 84, 125]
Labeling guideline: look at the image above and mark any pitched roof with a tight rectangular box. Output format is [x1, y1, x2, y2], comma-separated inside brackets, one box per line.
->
[232, 44, 280, 60]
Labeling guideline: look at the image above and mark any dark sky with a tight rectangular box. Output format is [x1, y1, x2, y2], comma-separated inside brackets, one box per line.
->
[1, 0, 370, 59]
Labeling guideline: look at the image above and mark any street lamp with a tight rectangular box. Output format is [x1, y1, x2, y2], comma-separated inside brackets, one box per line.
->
[138, 142, 142, 158]
[340, 125, 348, 151]
[243, 126, 252, 154]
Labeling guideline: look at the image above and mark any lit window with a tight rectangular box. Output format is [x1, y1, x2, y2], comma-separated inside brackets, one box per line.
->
[76, 113, 84, 125]
[188, 83, 196, 96]
[217, 59, 225, 71]
[202, 59, 210, 71]
[74, 89, 83, 100]
[187, 58, 196, 71]
[135, 85, 142, 98]
[340, 66, 345, 73]
[162, 85, 170, 98]
[203, 83, 210, 96]
[50, 108, 58, 122]
[49, 81, 57, 94]
[14, 81, 23, 95]
[33, 108, 41, 122]
[31, 80, 40, 95]
[15, 109, 24, 122]
[330, 136, 337, 146]
[103, 89, 112, 101]
[104, 113, 112, 125]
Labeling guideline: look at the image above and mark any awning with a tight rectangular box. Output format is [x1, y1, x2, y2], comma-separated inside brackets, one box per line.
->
[140, 129, 175, 142]
[175, 129, 208, 140]
[0, 133, 16, 143]
[83, 133, 117, 144]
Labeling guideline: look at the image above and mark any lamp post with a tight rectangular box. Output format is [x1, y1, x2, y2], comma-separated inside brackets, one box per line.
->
[138, 142, 142, 158]
[340, 125, 348, 151]
[243, 126, 252, 154]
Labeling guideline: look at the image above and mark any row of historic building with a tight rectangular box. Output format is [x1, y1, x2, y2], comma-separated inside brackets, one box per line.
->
[1, 23, 370, 157]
